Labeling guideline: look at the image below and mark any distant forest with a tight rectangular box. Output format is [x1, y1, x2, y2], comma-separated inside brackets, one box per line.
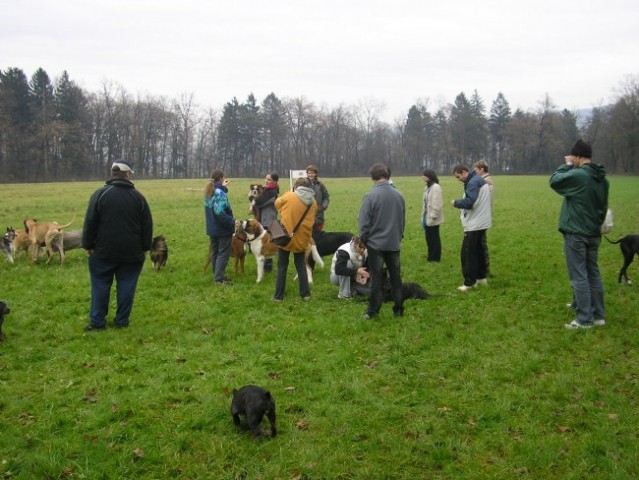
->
[1, 67, 638, 183]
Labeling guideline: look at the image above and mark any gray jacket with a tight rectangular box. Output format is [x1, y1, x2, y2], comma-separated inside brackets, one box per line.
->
[358, 180, 405, 251]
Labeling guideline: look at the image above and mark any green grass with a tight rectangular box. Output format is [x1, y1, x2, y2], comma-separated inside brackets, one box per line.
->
[1, 175, 638, 479]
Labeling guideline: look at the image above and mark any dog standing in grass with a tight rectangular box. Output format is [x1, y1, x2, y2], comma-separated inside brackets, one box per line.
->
[604, 234, 639, 284]
[230, 385, 276, 438]
[150, 235, 168, 272]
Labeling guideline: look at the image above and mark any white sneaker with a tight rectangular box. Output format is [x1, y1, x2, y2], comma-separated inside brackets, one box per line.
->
[337, 294, 352, 300]
[565, 320, 593, 329]
[594, 319, 606, 326]
[476, 278, 488, 286]
[457, 284, 475, 292]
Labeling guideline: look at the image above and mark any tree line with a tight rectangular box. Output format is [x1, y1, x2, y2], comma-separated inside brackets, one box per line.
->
[1, 67, 637, 183]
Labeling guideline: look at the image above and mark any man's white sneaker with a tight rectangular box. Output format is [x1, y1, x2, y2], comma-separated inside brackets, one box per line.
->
[476, 278, 488, 286]
[594, 319, 606, 326]
[565, 320, 593, 329]
[457, 284, 475, 292]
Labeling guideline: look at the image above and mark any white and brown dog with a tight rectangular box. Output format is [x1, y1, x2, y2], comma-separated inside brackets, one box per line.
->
[235, 219, 324, 283]
[248, 184, 264, 217]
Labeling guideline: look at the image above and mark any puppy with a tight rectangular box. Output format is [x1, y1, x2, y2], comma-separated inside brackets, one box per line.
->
[248, 183, 264, 217]
[0, 301, 10, 341]
[230, 385, 276, 438]
[605, 234, 639, 284]
[150, 235, 169, 272]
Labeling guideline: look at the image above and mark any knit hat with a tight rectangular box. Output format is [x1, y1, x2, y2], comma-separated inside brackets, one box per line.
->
[570, 139, 592, 159]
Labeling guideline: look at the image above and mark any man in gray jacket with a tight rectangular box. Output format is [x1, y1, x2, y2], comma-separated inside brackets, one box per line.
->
[452, 164, 492, 292]
[358, 163, 406, 319]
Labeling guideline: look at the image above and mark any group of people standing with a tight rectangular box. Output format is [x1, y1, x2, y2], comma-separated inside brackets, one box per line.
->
[421, 160, 494, 292]
[204, 164, 330, 300]
[79, 138, 608, 330]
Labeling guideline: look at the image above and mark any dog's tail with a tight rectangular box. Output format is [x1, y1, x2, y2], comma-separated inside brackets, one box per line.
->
[603, 235, 622, 245]
[310, 244, 324, 268]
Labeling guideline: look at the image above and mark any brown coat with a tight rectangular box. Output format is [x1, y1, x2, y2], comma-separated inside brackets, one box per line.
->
[275, 191, 317, 253]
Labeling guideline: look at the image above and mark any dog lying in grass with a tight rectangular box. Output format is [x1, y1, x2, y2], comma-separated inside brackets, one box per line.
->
[150, 235, 168, 272]
[605, 234, 639, 284]
[230, 385, 276, 438]
[0, 301, 10, 341]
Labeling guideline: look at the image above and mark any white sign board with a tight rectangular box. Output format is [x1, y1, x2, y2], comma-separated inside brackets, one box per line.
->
[289, 169, 307, 190]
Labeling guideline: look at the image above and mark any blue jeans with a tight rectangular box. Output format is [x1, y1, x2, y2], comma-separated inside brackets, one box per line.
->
[274, 249, 310, 300]
[564, 233, 605, 325]
[209, 235, 232, 282]
[367, 247, 403, 317]
[88, 256, 144, 328]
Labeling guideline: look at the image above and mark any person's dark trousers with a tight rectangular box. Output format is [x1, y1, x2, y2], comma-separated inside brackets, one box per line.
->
[460, 229, 487, 286]
[209, 235, 232, 282]
[425, 225, 441, 262]
[480, 229, 490, 276]
[274, 249, 310, 300]
[366, 247, 403, 317]
[88, 255, 144, 328]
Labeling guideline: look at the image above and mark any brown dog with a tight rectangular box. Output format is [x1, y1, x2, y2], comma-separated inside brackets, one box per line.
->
[23, 217, 73, 262]
[11, 229, 32, 260]
[202, 233, 247, 275]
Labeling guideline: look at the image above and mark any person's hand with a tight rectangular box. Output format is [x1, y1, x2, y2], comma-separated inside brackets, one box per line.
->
[450, 200, 455, 207]
[564, 155, 574, 166]
[223, 179, 230, 187]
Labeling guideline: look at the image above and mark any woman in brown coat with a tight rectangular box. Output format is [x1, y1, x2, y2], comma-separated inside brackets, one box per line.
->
[272, 177, 317, 301]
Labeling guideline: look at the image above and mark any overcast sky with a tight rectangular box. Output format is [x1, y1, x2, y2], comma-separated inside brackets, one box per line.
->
[2, 0, 637, 122]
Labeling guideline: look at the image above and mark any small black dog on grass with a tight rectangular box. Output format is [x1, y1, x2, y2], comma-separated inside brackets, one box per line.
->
[230, 385, 277, 438]
[0, 301, 10, 341]
[605, 234, 639, 284]
[150, 235, 168, 272]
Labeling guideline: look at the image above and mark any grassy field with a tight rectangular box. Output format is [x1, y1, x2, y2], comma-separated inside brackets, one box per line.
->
[1, 174, 638, 479]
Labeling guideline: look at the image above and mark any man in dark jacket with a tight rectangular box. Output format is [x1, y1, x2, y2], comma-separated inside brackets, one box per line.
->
[358, 163, 406, 319]
[550, 139, 609, 329]
[82, 160, 153, 331]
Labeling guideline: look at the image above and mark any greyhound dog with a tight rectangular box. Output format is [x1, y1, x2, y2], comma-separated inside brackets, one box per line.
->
[605, 234, 639, 284]
[45, 229, 83, 265]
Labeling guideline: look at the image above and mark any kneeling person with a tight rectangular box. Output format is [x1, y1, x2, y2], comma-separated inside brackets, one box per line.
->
[330, 236, 370, 299]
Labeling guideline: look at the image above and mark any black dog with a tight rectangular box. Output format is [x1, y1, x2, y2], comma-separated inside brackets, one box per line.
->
[0, 301, 10, 341]
[150, 235, 168, 272]
[230, 385, 276, 437]
[383, 281, 431, 302]
[605, 234, 639, 284]
[308, 230, 354, 270]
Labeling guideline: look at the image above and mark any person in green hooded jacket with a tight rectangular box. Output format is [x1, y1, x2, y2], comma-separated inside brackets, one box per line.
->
[550, 139, 609, 329]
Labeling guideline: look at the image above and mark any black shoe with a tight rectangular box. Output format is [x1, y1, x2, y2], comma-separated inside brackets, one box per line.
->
[215, 278, 233, 285]
[84, 324, 106, 332]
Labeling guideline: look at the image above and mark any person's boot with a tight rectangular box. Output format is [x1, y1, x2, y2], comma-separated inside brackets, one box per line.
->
[264, 258, 273, 272]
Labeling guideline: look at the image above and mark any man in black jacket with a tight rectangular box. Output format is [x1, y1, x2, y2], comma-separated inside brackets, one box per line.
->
[82, 160, 153, 331]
